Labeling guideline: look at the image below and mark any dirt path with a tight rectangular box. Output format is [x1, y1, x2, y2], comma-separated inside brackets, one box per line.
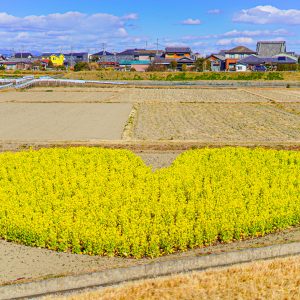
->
[1, 226, 300, 286]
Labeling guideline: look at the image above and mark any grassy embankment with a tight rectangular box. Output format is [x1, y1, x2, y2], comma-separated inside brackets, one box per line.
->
[1, 70, 300, 81]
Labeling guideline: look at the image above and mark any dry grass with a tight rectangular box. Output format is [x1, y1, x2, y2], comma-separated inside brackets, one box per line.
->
[134, 103, 300, 142]
[0, 88, 270, 104]
[62, 70, 300, 81]
[54, 255, 300, 300]
[247, 89, 300, 103]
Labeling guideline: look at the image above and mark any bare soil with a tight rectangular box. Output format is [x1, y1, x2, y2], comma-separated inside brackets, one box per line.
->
[0, 103, 132, 140]
[134, 103, 300, 142]
[1, 226, 300, 286]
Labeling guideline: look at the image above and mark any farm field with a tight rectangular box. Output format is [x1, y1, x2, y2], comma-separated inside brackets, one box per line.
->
[60, 255, 300, 300]
[0, 103, 131, 140]
[246, 88, 300, 102]
[1, 87, 296, 103]
[279, 103, 300, 115]
[134, 103, 300, 142]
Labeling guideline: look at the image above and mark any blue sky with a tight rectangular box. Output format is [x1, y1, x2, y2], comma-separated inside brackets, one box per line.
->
[0, 0, 299, 54]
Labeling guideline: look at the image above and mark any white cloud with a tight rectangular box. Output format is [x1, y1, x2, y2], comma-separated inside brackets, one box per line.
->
[208, 9, 222, 14]
[233, 6, 300, 25]
[216, 37, 255, 46]
[222, 29, 290, 37]
[0, 11, 140, 51]
[181, 18, 202, 25]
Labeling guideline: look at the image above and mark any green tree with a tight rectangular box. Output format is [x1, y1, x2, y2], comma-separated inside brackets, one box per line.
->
[74, 62, 90, 72]
[181, 64, 187, 72]
[194, 57, 205, 72]
[170, 60, 178, 71]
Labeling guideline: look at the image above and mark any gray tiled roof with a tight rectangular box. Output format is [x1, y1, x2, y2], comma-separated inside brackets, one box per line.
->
[225, 46, 256, 54]
[256, 41, 286, 57]
[165, 47, 191, 53]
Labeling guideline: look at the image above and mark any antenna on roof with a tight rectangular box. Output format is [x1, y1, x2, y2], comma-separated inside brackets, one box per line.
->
[102, 43, 106, 56]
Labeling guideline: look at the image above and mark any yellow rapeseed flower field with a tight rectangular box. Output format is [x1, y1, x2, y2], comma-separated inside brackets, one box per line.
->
[0, 147, 299, 258]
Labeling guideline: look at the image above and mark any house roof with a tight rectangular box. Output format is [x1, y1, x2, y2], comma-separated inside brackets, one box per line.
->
[64, 52, 88, 56]
[118, 49, 145, 55]
[239, 54, 297, 65]
[2, 60, 33, 65]
[135, 50, 164, 56]
[256, 41, 286, 57]
[177, 57, 195, 63]
[208, 54, 226, 61]
[165, 47, 192, 53]
[92, 51, 114, 56]
[225, 46, 256, 54]
[42, 53, 63, 57]
[14, 53, 33, 58]
[119, 60, 151, 65]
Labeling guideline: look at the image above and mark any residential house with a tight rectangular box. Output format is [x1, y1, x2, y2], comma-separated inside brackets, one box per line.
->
[165, 47, 192, 59]
[224, 46, 256, 71]
[133, 50, 164, 61]
[64, 52, 89, 66]
[0, 59, 33, 70]
[238, 55, 297, 70]
[41, 53, 65, 66]
[206, 54, 226, 71]
[119, 60, 151, 72]
[238, 41, 298, 70]
[90, 51, 114, 62]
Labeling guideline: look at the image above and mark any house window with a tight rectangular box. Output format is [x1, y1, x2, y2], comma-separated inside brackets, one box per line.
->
[230, 54, 235, 58]
[278, 56, 286, 61]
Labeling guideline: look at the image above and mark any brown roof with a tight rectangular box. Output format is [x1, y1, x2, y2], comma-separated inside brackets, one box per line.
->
[225, 46, 256, 54]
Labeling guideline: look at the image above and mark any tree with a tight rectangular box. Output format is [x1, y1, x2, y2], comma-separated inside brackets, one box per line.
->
[74, 62, 90, 72]
[194, 57, 205, 72]
[181, 64, 187, 72]
[146, 63, 167, 72]
[170, 60, 178, 71]
[47, 60, 54, 69]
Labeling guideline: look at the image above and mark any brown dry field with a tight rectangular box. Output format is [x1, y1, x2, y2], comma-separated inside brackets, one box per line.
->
[243, 89, 300, 102]
[0, 87, 278, 103]
[134, 103, 300, 142]
[0, 103, 132, 140]
[53, 255, 300, 300]
[1, 86, 300, 146]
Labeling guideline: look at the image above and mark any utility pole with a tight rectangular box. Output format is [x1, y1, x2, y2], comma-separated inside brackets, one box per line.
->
[156, 38, 159, 55]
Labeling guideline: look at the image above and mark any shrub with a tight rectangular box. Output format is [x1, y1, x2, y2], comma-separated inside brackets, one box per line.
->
[74, 62, 90, 72]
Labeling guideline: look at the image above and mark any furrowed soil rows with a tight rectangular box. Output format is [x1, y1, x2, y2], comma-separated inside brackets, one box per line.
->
[1, 88, 269, 103]
[279, 103, 300, 115]
[249, 89, 300, 102]
[114, 88, 267, 103]
[134, 103, 300, 142]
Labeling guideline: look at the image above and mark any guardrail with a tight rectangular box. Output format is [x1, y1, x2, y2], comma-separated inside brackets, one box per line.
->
[0, 83, 14, 89]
